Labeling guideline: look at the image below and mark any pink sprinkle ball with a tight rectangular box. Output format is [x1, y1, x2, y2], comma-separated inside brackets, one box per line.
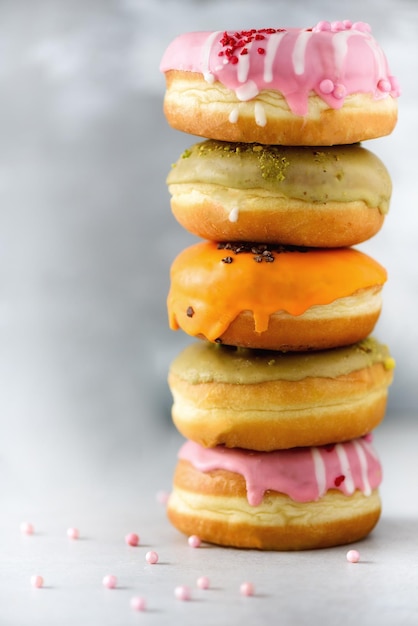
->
[102, 574, 117, 589]
[130, 596, 146, 611]
[331, 21, 346, 32]
[67, 527, 80, 540]
[145, 550, 159, 564]
[346, 549, 361, 563]
[156, 490, 170, 505]
[30, 575, 44, 588]
[352, 21, 371, 33]
[197, 576, 210, 590]
[333, 83, 347, 100]
[240, 581, 255, 597]
[319, 79, 334, 95]
[175, 585, 191, 601]
[188, 534, 201, 548]
[313, 20, 332, 32]
[20, 522, 34, 535]
[125, 532, 140, 547]
[378, 78, 392, 93]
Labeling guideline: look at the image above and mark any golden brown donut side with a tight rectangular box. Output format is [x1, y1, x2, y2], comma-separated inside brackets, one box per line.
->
[163, 71, 398, 146]
[168, 461, 381, 550]
[169, 195, 385, 247]
[169, 362, 393, 450]
[209, 290, 382, 350]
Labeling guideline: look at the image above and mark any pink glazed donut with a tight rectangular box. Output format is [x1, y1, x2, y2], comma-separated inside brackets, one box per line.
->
[168, 437, 382, 550]
[160, 21, 400, 145]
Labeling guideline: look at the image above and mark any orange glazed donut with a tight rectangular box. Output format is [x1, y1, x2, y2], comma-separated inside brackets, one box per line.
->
[167, 140, 392, 247]
[167, 241, 387, 351]
[168, 438, 382, 550]
[168, 338, 395, 451]
[160, 21, 400, 145]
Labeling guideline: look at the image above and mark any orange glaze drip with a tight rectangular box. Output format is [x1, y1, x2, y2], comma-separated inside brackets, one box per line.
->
[167, 241, 387, 342]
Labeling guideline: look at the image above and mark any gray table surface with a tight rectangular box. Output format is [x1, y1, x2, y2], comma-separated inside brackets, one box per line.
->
[0, 418, 417, 626]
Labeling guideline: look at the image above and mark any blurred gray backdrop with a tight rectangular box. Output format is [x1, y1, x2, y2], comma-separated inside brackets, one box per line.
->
[0, 0, 416, 475]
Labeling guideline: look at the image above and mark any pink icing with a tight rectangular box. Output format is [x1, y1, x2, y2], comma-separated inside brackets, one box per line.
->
[178, 437, 382, 505]
[160, 22, 400, 116]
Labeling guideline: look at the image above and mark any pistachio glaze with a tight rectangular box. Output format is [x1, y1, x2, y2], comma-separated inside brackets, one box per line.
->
[167, 140, 392, 214]
[169, 337, 395, 385]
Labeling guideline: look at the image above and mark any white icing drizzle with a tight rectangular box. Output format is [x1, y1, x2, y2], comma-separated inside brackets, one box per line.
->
[365, 36, 387, 83]
[228, 107, 239, 123]
[264, 31, 286, 82]
[202, 31, 221, 83]
[353, 440, 372, 496]
[237, 41, 253, 83]
[311, 447, 326, 498]
[292, 30, 313, 75]
[228, 206, 239, 222]
[335, 443, 355, 494]
[333, 30, 356, 76]
[235, 79, 259, 101]
[254, 101, 266, 127]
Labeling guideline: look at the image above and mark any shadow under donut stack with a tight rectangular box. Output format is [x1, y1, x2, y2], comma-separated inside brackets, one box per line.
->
[160, 21, 399, 550]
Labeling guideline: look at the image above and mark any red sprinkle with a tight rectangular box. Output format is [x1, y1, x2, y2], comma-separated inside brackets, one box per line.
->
[334, 475, 345, 487]
[219, 29, 281, 64]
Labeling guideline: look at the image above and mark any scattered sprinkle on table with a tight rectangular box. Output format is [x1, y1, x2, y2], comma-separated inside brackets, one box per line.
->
[188, 535, 201, 548]
[20, 522, 34, 535]
[145, 550, 159, 564]
[197, 576, 210, 589]
[240, 581, 255, 596]
[125, 532, 140, 547]
[102, 574, 117, 589]
[30, 575, 44, 588]
[130, 596, 146, 611]
[175, 585, 191, 601]
[346, 549, 361, 563]
[156, 490, 170, 505]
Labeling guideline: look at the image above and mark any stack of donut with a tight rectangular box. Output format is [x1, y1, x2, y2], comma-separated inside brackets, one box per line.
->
[160, 21, 399, 550]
